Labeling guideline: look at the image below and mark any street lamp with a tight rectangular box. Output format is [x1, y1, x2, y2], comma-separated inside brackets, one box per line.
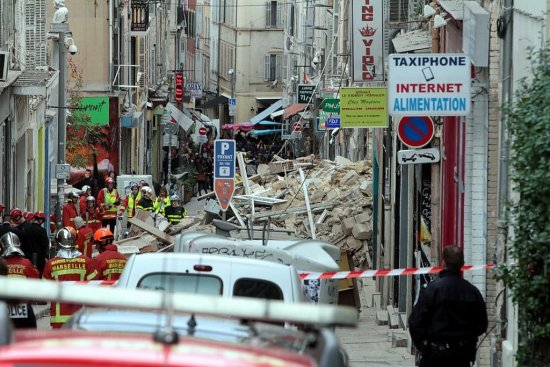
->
[228, 68, 236, 124]
[49, 0, 77, 231]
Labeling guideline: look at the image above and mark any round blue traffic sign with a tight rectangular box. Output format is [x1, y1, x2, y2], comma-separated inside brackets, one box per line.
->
[397, 116, 435, 148]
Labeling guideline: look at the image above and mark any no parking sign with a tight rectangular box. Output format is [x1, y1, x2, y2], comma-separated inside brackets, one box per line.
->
[397, 116, 434, 148]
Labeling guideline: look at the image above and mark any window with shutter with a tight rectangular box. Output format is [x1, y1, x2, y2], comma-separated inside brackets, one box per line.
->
[264, 54, 281, 82]
[265, 2, 271, 28]
[25, 0, 36, 69]
[276, 3, 282, 29]
[275, 55, 282, 81]
[265, 1, 279, 28]
[264, 55, 270, 81]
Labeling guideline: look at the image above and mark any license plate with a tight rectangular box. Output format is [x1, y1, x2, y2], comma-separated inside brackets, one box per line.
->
[8, 303, 28, 319]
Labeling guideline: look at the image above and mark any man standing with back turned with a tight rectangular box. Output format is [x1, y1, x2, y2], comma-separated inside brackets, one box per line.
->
[409, 246, 488, 367]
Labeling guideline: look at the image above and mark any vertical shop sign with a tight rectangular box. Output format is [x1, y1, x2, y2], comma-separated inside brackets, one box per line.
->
[352, 0, 384, 82]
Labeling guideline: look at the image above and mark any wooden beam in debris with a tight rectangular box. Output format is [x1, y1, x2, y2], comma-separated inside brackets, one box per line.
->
[254, 202, 334, 220]
[128, 217, 175, 244]
[233, 195, 287, 206]
[299, 168, 316, 240]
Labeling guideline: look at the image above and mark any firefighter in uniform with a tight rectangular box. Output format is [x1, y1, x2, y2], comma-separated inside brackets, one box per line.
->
[136, 186, 155, 213]
[118, 182, 141, 220]
[43, 227, 98, 328]
[0, 232, 38, 328]
[91, 228, 127, 280]
[163, 195, 187, 225]
[82, 195, 104, 234]
[97, 177, 120, 230]
[79, 185, 93, 214]
[74, 216, 94, 259]
[1, 232, 40, 279]
[62, 192, 80, 227]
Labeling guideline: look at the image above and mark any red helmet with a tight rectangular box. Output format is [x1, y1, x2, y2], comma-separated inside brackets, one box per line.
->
[94, 227, 114, 242]
[25, 212, 35, 221]
[105, 177, 114, 185]
[34, 211, 46, 220]
[10, 208, 23, 218]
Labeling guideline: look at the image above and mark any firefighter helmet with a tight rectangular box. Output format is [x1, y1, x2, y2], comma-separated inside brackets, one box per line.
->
[170, 195, 181, 207]
[141, 186, 153, 198]
[82, 185, 91, 193]
[55, 227, 77, 250]
[34, 211, 46, 221]
[0, 232, 25, 257]
[94, 227, 114, 245]
[10, 208, 23, 219]
[105, 177, 114, 185]
[86, 195, 96, 203]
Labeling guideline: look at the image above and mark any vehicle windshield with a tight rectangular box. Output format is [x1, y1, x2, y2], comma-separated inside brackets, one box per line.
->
[137, 273, 222, 295]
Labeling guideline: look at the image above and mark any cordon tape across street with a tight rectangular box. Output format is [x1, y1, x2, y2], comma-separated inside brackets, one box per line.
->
[298, 264, 496, 281]
[68, 264, 496, 285]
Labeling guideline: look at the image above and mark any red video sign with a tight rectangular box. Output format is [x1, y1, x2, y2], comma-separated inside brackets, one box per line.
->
[174, 72, 184, 102]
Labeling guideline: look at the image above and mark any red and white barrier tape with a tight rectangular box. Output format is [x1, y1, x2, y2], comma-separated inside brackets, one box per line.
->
[64, 265, 496, 285]
[298, 264, 495, 281]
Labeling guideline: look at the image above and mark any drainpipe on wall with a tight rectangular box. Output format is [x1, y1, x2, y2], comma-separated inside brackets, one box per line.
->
[497, 0, 514, 364]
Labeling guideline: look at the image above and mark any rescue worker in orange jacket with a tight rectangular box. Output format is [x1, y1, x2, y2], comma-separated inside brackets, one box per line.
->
[1, 232, 39, 279]
[62, 192, 79, 227]
[91, 228, 127, 281]
[96, 177, 120, 231]
[43, 227, 98, 328]
[73, 217, 94, 259]
[118, 182, 141, 220]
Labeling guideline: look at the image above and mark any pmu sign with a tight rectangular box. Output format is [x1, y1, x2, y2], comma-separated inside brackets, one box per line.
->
[388, 54, 471, 116]
[214, 139, 235, 211]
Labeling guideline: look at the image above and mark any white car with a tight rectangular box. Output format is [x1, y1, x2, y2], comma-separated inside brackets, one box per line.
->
[116, 253, 308, 303]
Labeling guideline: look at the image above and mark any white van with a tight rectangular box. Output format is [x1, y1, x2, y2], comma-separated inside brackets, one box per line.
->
[116, 253, 307, 304]
[174, 232, 341, 304]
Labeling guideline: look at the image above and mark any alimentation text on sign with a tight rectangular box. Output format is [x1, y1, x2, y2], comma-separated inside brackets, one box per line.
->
[388, 54, 471, 116]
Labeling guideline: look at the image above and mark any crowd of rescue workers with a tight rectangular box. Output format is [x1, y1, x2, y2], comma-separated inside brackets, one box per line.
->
[0, 175, 190, 330]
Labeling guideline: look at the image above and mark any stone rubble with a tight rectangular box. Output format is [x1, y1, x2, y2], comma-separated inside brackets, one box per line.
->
[123, 155, 375, 267]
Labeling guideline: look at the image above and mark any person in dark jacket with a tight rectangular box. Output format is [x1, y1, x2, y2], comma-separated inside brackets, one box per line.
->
[21, 212, 50, 276]
[408, 246, 488, 367]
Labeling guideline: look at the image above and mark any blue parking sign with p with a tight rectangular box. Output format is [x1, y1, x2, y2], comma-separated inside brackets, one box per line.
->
[214, 139, 236, 179]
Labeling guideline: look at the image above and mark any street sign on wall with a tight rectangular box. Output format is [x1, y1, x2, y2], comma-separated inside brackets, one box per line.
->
[397, 116, 435, 148]
[214, 140, 236, 211]
[388, 53, 471, 116]
[340, 87, 387, 128]
[398, 148, 440, 165]
[322, 99, 340, 113]
[298, 85, 315, 104]
[228, 98, 236, 116]
[351, 0, 384, 82]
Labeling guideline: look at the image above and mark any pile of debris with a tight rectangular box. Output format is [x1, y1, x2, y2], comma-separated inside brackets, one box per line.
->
[118, 154, 375, 267]
[197, 154, 375, 267]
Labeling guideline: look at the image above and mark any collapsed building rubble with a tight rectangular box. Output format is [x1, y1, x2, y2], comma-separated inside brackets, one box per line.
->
[120, 154, 374, 268]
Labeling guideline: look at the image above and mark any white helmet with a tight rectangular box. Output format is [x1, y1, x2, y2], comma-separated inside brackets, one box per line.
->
[141, 186, 153, 198]
[0, 232, 25, 257]
[86, 195, 96, 202]
[170, 195, 181, 207]
[82, 185, 91, 193]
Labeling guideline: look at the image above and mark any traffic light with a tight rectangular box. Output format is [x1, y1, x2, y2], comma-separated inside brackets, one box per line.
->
[174, 72, 184, 102]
